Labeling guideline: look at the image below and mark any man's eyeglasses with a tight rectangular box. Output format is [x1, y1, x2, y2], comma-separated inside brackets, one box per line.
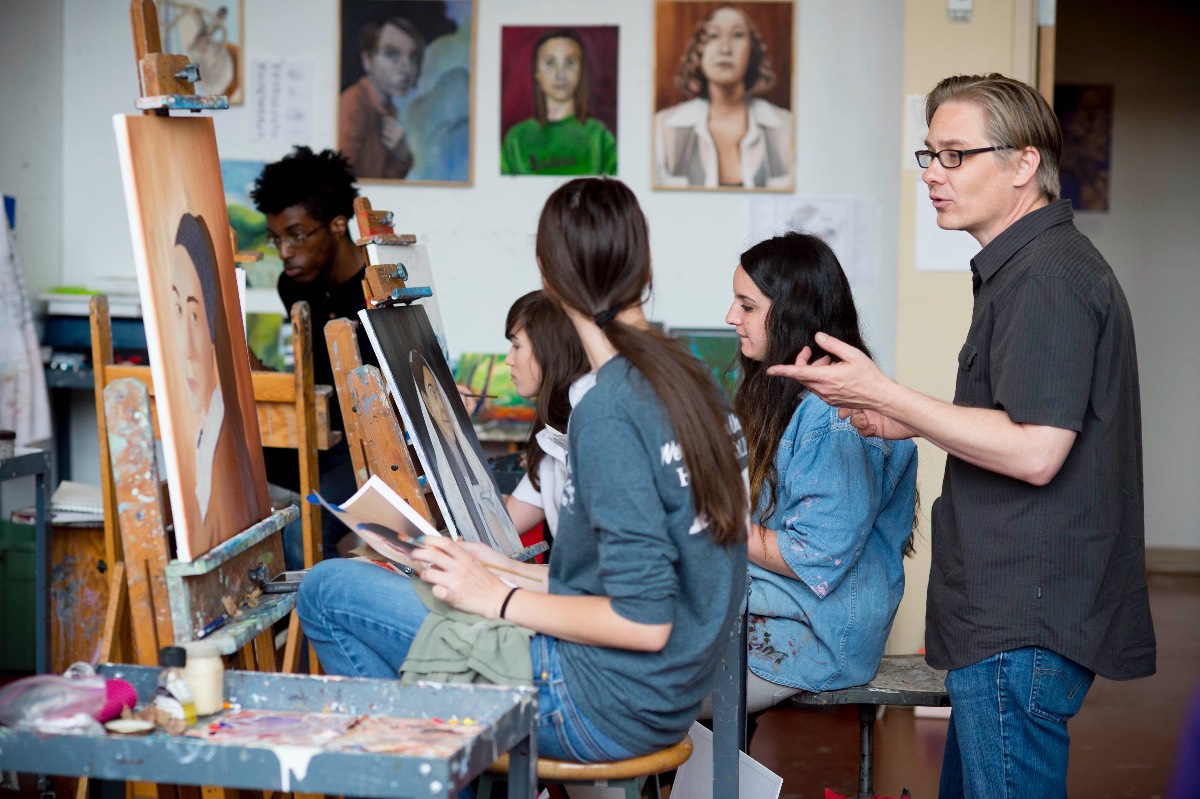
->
[915, 146, 1012, 169]
[266, 224, 325, 251]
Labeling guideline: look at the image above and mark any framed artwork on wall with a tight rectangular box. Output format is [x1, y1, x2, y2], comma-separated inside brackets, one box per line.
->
[1055, 84, 1114, 212]
[338, 0, 475, 185]
[158, 0, 244, 105]
[499, 26, 619, 177]
[652, 1, 795, 192]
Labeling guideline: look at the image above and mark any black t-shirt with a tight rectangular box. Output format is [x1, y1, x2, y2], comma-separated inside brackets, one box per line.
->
[926, 200, 1156, 681]
[277, 267, 377, 432]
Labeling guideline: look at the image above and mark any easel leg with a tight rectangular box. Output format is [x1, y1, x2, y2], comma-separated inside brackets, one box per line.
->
[282, 612, 302, 674]
[253, 627, 277, 673]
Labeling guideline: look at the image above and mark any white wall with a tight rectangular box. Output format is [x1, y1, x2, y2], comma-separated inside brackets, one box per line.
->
[1, 0, 63, 297]
[0, 0, 64, 510]
[1056, 0, 1200, 552]
[56, 0, 903, 373]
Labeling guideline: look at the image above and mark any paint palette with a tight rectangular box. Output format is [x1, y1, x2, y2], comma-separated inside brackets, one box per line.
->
[203, 710, 360, 747]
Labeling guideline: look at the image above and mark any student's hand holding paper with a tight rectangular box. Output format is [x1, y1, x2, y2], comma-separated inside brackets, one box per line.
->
[412, 537, 511, 619]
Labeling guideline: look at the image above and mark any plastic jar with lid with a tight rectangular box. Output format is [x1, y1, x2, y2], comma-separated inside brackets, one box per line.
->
[154, 646, 197, 725]
[182, 640, 225, 716]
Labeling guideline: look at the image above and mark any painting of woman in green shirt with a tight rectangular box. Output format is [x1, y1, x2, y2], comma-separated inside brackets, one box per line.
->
[500, 28, 618, 176]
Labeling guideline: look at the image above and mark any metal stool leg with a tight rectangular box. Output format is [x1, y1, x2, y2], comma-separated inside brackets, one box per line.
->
[856, 703, 877, 798]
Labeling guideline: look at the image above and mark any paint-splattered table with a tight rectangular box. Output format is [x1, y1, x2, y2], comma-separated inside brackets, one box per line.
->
[0, 664, 538, 798]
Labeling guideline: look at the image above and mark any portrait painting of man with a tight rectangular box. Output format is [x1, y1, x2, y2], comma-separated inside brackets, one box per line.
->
[113, 115, 272, 562]
[653, 0, 795, 191]
[360, 304, 525, 556]
[338, 0, 474, 185]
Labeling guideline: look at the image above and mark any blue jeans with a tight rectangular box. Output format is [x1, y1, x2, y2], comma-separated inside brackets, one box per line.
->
[939, 646, 1095, 799]
[296, 559, 634, 762]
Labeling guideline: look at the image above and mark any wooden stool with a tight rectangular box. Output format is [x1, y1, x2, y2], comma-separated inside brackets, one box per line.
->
[477, 735, 693, 799]
[791, 654, 950, 799]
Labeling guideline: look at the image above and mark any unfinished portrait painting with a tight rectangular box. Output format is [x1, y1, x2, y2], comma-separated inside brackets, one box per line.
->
[653, 0, 795, 191]
[338, 0, 475, 184]
[360, 304, 524, 555]
[114, 115, 271, 562]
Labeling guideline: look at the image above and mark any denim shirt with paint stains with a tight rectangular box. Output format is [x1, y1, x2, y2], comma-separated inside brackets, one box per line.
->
[747, 393, 918, 692]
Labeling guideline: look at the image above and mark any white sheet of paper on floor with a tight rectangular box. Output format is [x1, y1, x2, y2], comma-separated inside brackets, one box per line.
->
[669, 720, 783, 799]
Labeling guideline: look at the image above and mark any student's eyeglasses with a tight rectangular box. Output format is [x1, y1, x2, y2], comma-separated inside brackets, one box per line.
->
[266, 224, 325, 251]
[914, 146, 1013, 169]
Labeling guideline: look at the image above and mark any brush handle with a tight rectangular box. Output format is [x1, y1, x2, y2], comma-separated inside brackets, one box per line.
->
[482, 561, 544, 583]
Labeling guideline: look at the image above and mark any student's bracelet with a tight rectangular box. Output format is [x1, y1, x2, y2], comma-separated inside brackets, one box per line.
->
[499, 587, 520, 620]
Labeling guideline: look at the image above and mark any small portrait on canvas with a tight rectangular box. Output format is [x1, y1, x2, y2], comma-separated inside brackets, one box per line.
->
[338, 0, 474, 185]
[500, 26, 619, 176]
[652, 1, 795, 191]
[158, 0, 244, 104]
[114, 116, 271, 561]
[362, 304, 524, 556]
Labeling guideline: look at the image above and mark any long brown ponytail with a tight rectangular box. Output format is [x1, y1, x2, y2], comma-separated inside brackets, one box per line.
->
[536, 178, 747, 546]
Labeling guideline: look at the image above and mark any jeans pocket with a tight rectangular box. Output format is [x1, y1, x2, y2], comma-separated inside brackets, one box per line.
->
[1028, 647, 1095, 723]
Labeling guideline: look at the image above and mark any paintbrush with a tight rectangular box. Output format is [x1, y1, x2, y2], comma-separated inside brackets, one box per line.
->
[355, 522, 542, 583]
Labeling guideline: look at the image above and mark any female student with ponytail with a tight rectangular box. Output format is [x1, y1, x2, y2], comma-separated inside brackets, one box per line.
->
[298, 177, 748, 763]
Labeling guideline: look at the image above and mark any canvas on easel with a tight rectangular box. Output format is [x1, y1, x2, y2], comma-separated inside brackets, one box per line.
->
[359, 303, 523, 555]
[113, 114, 271, 562]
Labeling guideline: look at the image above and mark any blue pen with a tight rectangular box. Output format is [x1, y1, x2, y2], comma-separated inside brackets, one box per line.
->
[197, 614, 229, 639]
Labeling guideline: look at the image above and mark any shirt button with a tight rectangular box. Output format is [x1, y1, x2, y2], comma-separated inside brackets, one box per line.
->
[540, 671, 549, 680]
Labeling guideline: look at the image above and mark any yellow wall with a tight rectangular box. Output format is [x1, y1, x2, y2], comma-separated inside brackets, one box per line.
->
[887, 0, 1038, 654]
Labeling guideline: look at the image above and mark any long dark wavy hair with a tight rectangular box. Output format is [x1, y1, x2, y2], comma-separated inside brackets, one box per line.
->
[505, 290, 588, 490]
[536, 178, 747, 547]
[735, 232, 917, 555]
[735, 235, 858, 506]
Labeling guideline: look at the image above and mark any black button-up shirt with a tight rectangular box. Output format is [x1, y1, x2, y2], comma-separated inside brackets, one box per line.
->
[925, 200, 1156, 680]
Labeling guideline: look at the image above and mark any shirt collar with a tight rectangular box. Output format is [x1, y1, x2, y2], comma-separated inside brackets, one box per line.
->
[970, 199, 1074, 285]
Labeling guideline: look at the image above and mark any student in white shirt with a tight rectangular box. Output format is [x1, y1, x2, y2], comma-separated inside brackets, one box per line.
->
[502, 290, 592, 543]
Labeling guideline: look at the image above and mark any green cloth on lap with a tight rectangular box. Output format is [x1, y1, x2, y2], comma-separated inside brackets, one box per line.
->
[399, 577, 534, 686]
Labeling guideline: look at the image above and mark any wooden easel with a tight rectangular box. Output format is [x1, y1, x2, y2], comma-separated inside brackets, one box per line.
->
[325, 199, 545, 561]
[324, 197, 438, 523]
[90, 295, 334, 673]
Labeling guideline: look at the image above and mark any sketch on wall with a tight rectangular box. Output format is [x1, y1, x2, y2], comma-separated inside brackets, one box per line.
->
[159, 0, 244, 104]
[338, 0, 474, 185]
[653, 1, 795, 191]
[113, 115, 272, 561]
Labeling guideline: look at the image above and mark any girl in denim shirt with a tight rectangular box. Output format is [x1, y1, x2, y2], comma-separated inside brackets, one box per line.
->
[725, 232, 919, 712]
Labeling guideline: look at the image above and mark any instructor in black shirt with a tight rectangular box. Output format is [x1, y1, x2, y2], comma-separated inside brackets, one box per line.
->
[769, 73, 1155, 799]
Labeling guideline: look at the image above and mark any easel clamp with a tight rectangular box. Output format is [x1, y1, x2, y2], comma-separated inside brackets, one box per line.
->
[369, 286, 434, 309]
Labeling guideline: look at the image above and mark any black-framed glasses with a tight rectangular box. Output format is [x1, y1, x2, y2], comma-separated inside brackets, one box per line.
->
[266, 224, 325, 251]
[915, 146, 1012, 169]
